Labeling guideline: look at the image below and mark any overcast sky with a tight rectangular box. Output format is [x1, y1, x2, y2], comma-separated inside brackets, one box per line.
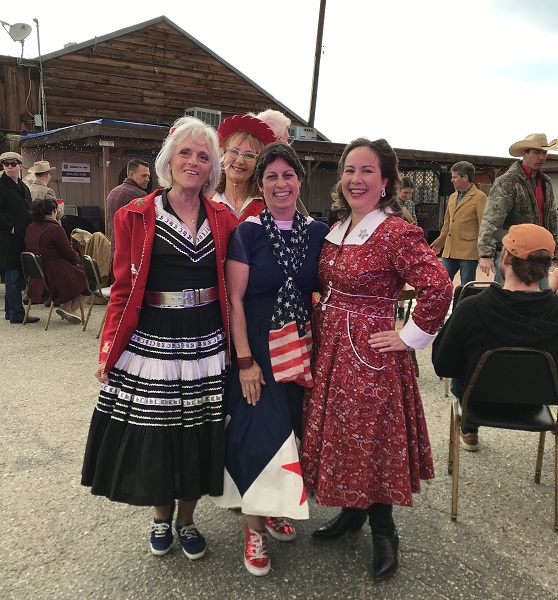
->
[1, 0, 557, 158]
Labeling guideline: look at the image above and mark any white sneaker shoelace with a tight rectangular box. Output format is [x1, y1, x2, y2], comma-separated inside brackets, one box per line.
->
[177, 524, 200, 540]
[247, 528, 268, 559]
[151, 521, 170, 539]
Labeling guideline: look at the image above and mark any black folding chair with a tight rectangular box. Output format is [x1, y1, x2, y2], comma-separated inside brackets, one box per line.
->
[448, 347, 558, 531]
[453, 280, 495, 310]
[21, 251, 54, 330]
[82, 254, 111, 338]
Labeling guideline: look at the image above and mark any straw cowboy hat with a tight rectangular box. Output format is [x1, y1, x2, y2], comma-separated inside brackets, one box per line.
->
[509, 133, 558, 157]
[216, 114, 276, 146]
[27, 160, 56, 174]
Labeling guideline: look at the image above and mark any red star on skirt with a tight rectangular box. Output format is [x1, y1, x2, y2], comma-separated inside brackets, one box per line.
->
[282, 462, 307, 505]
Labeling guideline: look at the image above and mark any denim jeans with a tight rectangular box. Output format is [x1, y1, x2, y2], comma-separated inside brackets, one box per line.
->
[441, 258, 478, 285]
[4, 268, 25, 321]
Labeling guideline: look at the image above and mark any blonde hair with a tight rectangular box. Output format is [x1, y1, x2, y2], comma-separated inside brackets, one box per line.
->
[215, 131, 266, 196]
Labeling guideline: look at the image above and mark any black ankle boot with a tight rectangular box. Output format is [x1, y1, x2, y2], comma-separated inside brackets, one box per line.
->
[371, 529, 399, 580]
[368, 503, 399, 581]
[312, 508, 367, 539]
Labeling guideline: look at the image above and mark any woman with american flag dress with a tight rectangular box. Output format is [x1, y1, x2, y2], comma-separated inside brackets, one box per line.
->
[211, 143, 328, 576]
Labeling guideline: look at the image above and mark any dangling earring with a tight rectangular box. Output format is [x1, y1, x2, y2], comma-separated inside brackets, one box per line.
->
[381, 188, 386, 198]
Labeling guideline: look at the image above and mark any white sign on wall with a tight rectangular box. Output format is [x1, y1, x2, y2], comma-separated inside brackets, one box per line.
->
[61, 162, 91, 183]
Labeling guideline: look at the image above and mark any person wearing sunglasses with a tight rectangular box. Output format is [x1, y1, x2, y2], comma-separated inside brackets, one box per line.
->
[0, 152, 39, 324]
[212, 114, 277, 222]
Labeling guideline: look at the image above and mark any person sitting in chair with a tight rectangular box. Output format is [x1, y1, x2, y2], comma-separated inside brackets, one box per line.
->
[432, 223, 558, 451]
[25, 198, 86, 324]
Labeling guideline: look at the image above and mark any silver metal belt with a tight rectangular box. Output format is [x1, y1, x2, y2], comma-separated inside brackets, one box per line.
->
[144, 287, 219, 308]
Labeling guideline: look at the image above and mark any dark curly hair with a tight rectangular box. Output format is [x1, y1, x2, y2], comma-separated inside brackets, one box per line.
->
[30, 198, 58, 222]
[254, 142, 305, 188]
[331, 137, 402, 222]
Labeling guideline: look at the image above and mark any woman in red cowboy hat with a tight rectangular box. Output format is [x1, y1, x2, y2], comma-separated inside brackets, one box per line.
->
[213, 114, 277, 222]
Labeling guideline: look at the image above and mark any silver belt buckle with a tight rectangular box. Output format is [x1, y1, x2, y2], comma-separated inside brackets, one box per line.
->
[180, 289, 199, 307]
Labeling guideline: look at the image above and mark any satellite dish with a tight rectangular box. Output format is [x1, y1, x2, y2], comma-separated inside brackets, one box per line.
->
[8, 23, 33, 42]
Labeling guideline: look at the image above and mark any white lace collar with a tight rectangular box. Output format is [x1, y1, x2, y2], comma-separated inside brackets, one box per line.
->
[326, 210, 388, 246]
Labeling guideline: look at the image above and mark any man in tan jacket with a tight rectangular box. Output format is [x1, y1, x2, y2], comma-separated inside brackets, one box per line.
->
[430, 161, 487, 285]
[28, 160, 57, 202]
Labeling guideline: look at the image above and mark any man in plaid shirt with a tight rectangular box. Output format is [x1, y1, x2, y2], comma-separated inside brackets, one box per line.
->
[107, 159, 150, 254]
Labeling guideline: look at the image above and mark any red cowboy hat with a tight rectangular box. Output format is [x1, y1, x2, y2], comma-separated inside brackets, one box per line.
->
[217, 114, 276, 146]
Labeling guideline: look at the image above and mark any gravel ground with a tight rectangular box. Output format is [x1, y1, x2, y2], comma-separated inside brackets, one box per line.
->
[1, 287, 557, 600]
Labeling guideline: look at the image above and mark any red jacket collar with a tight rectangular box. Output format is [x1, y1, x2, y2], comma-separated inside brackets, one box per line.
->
[124, 189, 229, 215]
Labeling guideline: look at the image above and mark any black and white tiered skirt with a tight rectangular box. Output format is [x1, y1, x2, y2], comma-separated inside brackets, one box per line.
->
[81, 301, 227, 506]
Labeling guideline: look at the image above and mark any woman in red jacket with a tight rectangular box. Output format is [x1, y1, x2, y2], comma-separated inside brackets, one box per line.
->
[82, 116, 236, 561]
[211, 114, 276, 222]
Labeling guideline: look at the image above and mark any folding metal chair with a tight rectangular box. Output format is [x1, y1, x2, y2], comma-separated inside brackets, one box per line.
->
[82, 254, 111, 338]
[21, 251, 54, 330]
[448, 347, 558, 531]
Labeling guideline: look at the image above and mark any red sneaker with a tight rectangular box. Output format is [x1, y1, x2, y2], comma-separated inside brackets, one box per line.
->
[264, 517, 297, 541]
[244, 524, 270, 576]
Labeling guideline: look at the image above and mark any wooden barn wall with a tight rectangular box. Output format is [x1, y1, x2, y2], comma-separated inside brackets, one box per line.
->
[42, 22, 301, 129]
[304, 166, 337, 217]
[0, 58, 39, 133]
[20, 149, 155, 208]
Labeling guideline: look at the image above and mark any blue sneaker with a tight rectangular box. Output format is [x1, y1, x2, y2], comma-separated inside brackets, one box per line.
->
[150, 503, 175, 556]
[175, 523, 206, 560]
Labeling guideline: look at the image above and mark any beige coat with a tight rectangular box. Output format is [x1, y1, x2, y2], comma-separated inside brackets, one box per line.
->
[28, 179, 57, 202]
[432, 184, 487, 260]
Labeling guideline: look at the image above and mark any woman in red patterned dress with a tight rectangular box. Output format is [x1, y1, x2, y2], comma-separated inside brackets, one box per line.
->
[300, 138, 452, 581]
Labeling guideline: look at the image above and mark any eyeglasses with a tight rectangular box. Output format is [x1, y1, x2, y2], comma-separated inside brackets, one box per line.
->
[227, 148, 258, 162]
[287, 136, 295, 146]
[1, 161, 20, 167]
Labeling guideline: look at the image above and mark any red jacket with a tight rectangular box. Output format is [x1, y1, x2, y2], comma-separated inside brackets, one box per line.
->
[99, 189, 236, 371]
[239, 198, 265, 222]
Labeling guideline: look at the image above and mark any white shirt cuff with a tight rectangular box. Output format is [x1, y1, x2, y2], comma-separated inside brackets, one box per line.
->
[399, 317, 436, 350]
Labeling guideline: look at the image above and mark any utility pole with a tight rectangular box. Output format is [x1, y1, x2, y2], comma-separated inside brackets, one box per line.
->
[308, 0, 326, 128]
[33, 18, 47, 132]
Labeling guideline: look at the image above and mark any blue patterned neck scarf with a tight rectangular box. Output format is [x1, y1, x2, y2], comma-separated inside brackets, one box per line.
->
[259, 207, 309, 335]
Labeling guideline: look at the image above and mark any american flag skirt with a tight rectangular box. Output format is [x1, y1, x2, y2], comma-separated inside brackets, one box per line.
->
[269, 321, 314, 388]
